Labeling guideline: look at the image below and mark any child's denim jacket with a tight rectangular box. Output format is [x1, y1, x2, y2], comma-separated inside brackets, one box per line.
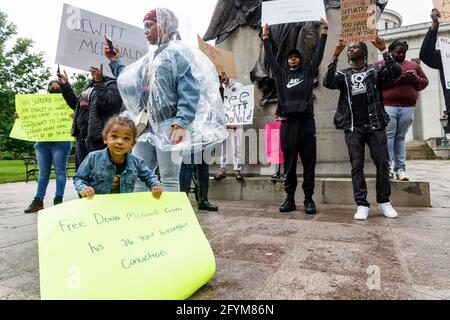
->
[74, 148, 160, 194]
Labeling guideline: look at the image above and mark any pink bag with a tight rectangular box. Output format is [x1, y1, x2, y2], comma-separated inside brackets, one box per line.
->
[265, 121, 284, 164]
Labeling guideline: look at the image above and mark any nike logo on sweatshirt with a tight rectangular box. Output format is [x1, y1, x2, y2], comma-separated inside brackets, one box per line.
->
[286, 78, 304, 89]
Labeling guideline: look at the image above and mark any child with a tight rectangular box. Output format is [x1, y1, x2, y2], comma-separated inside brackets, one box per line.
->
[74, 116, 162, 199]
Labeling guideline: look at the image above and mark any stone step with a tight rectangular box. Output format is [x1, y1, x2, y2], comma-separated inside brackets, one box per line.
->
[208, 177, 431, 208]
[406, 140, 437, 160]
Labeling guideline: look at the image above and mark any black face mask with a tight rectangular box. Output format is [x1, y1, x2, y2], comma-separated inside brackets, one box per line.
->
[393, 55, 405, 63]
[48, 88, 62, 94]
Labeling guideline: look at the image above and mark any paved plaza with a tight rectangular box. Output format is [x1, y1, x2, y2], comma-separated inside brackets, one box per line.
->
[0, 160, 449, 300]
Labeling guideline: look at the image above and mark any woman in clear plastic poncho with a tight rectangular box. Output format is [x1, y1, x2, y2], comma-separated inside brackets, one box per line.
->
[105, 8, 227, 193]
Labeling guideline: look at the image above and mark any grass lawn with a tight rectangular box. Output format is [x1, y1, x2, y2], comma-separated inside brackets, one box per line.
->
[0, 160, 76, 184]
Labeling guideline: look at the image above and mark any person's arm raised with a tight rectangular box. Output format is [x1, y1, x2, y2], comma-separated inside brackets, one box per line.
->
[262, 24, 283, 77]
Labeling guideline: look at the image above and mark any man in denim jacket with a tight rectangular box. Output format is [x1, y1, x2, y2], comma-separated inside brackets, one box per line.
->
[74, 148, 160, 195]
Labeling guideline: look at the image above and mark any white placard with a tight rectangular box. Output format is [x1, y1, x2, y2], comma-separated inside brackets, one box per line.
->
[261, 0, 326, 26]
[439, 37, 450, 89]
[56, 3, 148, 76]
[223, 85, 255, 126]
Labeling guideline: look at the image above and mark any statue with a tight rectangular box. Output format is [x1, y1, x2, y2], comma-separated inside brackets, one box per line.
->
[203, 0, 388, 106]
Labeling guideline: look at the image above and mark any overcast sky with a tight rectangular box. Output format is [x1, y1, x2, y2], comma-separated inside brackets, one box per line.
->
[0, 0, 436, 75]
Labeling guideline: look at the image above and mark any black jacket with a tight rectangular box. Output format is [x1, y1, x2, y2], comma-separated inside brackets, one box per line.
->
[61, 77, 123, 143]
[419, 27, 450, 114]
[264, 34, 328, 118]
[323, 54, 402, 131]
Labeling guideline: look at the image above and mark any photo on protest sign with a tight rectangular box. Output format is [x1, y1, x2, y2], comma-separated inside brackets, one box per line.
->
[341, 0, 378, 43]
[261, 0, 327, 26]
[10, 94, 73, 142]
[55, 3, 148, 75]
[223, 85, 255, 126]
[439, 37, 450, 89]
[197, 35, 238, 79]
[433, 0, 450, 23]
[38, 192, 216, 300]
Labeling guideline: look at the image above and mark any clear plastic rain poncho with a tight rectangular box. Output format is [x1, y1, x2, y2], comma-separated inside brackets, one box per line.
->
[117, 8, 227, 153]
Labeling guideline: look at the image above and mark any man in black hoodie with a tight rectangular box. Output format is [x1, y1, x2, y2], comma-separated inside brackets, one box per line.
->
[419, 8, 450, 133]
[58, 64, 123, 169]
[262, 19, 328, 214]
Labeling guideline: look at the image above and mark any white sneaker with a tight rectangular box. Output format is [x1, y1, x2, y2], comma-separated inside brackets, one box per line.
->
[354, 206, 370, 220]
[378, 202, 398, 219]
[396, 170, 409, 181]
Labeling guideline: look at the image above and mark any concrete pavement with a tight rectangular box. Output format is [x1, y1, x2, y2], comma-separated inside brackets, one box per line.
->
[0, 160, 449, 300]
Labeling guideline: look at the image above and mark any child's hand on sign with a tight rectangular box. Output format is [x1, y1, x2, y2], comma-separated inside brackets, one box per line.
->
[151, 186, 163, 200]
[80, 187, 95, 200]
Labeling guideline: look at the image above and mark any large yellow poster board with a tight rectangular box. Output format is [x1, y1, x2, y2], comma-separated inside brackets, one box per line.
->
[38, 192, 216, 300]
[10, 94, 73, 142]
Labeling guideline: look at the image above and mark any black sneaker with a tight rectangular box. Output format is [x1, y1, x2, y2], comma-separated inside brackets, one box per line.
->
[54, 196, 63, 206]
[304, 200, 317, 215]
[280, 197, 296, 213]
[24, 198, 44, 214]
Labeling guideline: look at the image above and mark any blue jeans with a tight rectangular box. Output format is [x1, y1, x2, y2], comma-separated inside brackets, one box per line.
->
[35, 142, 72, 199]
[132, 141, 181, 192]
[132, 141, 158, 192]
[385, 106, 415, 172]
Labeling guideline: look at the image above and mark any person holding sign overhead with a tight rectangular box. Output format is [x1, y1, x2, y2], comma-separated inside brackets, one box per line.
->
[323, 36, 402, 221]
[419, 8, 450, 133]
[18, 81, 73, 213]
[262, 18, 328, 214]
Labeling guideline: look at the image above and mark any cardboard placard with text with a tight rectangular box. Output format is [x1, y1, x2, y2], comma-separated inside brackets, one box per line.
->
[197, 35, 238, 79]
[223, 85, 255, 126]
[56, 3, 148, 75]
[38, 193, 216, 300]
[439, 37, 450, 89]
[341, 0, 378, 43]
[433, 0, 450, 23]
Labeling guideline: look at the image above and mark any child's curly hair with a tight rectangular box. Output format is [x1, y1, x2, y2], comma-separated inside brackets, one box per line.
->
[102, 116, 137, 141]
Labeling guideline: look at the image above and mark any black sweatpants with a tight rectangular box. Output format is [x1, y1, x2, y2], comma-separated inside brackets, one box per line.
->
[344, 126, 391, 207]
[281, 118, 316, 201]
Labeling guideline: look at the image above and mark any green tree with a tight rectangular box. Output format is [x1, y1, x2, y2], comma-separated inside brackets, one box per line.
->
[0, 10, 51, 157]
[70, 72, 90, 96]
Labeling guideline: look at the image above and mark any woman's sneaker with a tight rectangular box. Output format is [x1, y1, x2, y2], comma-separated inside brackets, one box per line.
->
[354, 206, 369, 220]
[396, 170, 409, 181]
[378, 202, 398, 219]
